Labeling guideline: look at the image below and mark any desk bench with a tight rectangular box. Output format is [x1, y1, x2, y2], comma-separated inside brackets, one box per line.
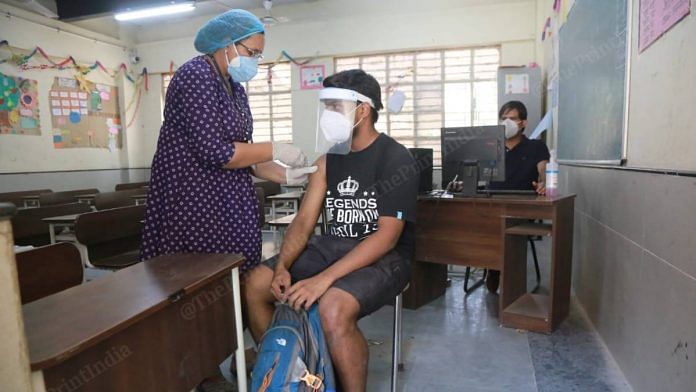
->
[24, 253, 249, 392]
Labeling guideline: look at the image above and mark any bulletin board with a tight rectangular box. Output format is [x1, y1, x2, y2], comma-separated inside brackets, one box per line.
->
[0, 72, 41, 135]
[48, 76, 122, 150]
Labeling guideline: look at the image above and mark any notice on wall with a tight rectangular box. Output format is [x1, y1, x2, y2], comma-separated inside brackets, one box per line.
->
[300, 65, 325, 90]
[0, 72, 41, 136]
[505, 74, 529, 95]
[639, 0, 691, 52]
[49, 77, 121, 150]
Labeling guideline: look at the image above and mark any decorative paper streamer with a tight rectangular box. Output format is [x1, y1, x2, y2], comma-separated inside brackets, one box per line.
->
[0, 40, 149, 90]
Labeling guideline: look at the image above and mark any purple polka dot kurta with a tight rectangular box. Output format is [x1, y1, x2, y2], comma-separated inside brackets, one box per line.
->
[140, 56, 260, 273]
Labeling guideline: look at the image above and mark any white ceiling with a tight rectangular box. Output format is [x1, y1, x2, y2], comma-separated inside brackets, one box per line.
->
[67, 0, 315, 42]
[3, 0, 535, 44]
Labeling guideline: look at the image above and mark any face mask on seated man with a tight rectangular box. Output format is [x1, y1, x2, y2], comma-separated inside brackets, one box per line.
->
[315, 87, 376, 155]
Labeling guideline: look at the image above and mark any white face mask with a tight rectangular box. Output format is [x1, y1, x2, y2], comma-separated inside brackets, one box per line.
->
[501, 118, 520, 139]
[320, 109, 354, 143]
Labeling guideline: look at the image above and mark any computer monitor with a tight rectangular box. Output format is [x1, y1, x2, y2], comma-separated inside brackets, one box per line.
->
[408, 148, 433, 193]
[441, 126, 506, 190]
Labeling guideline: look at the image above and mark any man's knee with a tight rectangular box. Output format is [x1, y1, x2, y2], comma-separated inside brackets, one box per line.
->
[318, 289, 360, 336]
[244, 265, 273, 303]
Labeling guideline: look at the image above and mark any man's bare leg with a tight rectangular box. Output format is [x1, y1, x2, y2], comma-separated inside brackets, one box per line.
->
[319, 288, 367, 392]
[243, 265, 277, 342]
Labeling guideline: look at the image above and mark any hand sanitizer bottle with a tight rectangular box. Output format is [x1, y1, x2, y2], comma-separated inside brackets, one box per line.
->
[545, 150, 559, 197]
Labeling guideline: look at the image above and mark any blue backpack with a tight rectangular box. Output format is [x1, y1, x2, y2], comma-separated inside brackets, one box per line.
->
[251, 303, 336, 392]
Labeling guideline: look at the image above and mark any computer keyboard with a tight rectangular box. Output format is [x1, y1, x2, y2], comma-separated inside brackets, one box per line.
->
[477, 189, 538, 195]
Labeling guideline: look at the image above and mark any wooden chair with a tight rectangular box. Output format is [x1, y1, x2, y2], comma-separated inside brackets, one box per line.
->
[114, 181, 149, 191]
[15, 243, 83, 304]
[94, 189, 144, 210]
[255, 186, 265, 228]
[11, 203, 93, 246]
[0, 189, 52, 207]
[39, 188, 100, 207]
[255, 180, 281, 216]
[74, 205, 145, 269]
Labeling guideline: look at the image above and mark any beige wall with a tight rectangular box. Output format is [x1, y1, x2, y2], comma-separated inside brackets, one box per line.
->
[625, 0, 696, 171]
[135, 0, 539, 166]
[0, 3, 139, 174]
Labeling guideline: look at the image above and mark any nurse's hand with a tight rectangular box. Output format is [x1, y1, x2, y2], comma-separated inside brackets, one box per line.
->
[272, 143, 308, 168]
[286, 166, 318, 186]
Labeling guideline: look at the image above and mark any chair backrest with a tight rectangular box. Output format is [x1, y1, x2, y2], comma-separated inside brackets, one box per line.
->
[114, 181, 149, 191]
[39, 188, 100, 207]
[15, 243, 83, 304]
[11, 202, 93, 246]
[74, 205, 145, 261]
[255, 180, 282, 200]
[94, 189, 143, 210]
[0, 189, 52, 207]
[255, 187, 265, 228]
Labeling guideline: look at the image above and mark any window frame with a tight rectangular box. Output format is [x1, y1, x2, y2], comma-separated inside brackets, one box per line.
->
[335, 46, 501, 166]
[244, 61, 293, 143]
[160, 63, 293, 143]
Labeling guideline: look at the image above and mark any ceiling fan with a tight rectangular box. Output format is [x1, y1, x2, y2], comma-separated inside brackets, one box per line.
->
[260, 0, 289, 27]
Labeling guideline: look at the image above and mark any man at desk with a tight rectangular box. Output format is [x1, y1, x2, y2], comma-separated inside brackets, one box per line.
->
[490, 101, 550, 194]
[487, 101, 550, 292]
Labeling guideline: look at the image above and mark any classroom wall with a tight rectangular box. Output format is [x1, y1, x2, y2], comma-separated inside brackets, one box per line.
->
[135, 0, 539, 165]
[625, 0, 696, 171]
[558, 1, 696, 391]
[0, 3, 146, 192]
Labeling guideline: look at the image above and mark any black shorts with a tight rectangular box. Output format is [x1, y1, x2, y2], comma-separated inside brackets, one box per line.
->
[262, 235, 411, 318]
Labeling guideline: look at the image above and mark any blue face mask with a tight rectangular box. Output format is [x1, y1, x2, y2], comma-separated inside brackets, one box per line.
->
[226, 44, 259, 83]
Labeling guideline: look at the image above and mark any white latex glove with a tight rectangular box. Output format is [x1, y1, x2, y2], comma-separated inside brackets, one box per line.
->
[286, 166, 318, 186]
[272, 143, 308, 168]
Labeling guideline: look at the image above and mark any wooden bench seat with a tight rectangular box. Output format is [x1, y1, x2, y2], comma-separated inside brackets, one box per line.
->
[94, 189, 144, 210]
[15, 243, 83, 304]
[0, 189, 52, 208]
[74, 205, 145, 269]
[39, 188, 100, 207]
[12, 203, 93, 246]
[114, 181, 149, 191]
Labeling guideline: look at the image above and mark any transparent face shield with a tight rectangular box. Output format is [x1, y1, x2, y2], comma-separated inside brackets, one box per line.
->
[316, 87, 374, 155]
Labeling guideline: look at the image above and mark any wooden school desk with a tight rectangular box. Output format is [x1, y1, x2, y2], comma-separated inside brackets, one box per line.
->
[24, 253, 249, 392]
[406, 193, 576, 333]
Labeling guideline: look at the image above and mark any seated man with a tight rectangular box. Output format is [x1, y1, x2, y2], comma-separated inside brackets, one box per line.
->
[245, 69, 418, 391]
[487, 100, 550, 292]
[490, 100, 550, 194]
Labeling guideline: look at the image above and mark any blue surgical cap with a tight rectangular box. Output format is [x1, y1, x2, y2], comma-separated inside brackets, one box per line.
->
[194, 9, 265, 54]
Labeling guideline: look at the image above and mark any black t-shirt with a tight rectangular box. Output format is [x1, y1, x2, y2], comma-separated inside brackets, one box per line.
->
[489, 136, 551, 190]
[325, 133, 418, 257]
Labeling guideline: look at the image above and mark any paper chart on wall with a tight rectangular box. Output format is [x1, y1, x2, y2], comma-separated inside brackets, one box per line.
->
[0, 72, 41, 136]
[48, 76, 121, 149]
[639, 0, 691, 52]
[505, 74, 529, 95]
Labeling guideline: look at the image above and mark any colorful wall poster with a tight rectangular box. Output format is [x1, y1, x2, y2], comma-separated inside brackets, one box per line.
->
[300, 65, 325, 90]
[0, 72, 41, 135]
[48, 77, 121, 150]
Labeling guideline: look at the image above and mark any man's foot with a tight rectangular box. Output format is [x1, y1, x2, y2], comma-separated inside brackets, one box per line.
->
[486, 270, 500, 293]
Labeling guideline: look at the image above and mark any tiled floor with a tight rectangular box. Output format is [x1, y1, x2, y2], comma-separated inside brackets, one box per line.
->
[86, 233, 633, 391]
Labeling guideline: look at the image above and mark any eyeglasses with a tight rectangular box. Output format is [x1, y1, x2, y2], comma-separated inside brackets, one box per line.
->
[236, 41, 264, 61]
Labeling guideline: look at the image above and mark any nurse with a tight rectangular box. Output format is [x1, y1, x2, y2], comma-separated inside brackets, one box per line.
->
[141, 9, 315, 274]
